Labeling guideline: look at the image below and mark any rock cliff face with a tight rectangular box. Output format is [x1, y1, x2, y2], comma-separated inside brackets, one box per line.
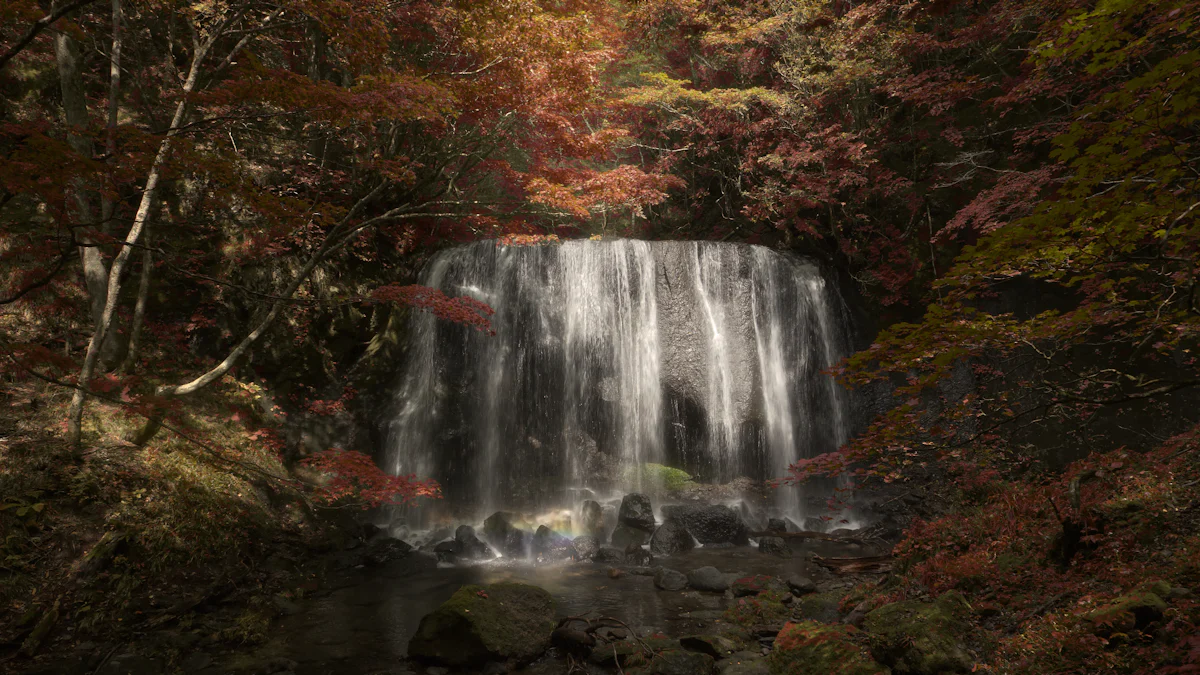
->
[385, 239, 853, 520]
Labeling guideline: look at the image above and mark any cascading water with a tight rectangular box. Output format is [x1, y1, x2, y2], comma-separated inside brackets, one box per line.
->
[386, 239, 850, 526]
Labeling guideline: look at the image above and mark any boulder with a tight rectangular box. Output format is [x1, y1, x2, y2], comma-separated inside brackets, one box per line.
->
[532, 525, 573, 560]
[786, 575, 816, 596]
[661, 505, 749, 545]
[649, 649, 715, 675]
[757, 537, 791, 557]
[612, 524, 649, 549]
[580, 500, 606, 540]
[655, 568, 689, 591]
[792, 590, 843, 623]
[572, 535, 600, 561]
[619, 493, 656, 532]
[482, 512, 530, 557]
[551, 624, 596, 657]
[721, 590, 791, 628]
[625, 545, 653, 567]
[650, 518, 695, 556]
[594, 547, 626, 565]
[1083, 581, 1170, 637]
[455, 525, 494, 560]
[801, 516, 828, 533]
[362, 537, 413, 566]
[687, 566, 730, 593]
[863, 591, 972, 674]
[408, 582, 556, 667]
[679, 634, 739, 659]
[433, 540, 461, 563]
[767, 518, 788, 533]
[767, 621, 888, 675]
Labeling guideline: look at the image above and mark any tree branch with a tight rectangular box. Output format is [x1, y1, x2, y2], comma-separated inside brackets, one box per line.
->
[0, 0, 100, 71]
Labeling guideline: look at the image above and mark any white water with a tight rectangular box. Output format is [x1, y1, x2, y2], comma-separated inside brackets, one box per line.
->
[386, 240, 850, 524]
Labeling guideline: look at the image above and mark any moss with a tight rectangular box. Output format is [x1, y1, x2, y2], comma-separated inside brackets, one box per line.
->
[767, 621, 889, 675]
[792, 590, 844, 623]
[862, 591, 972, 674]
[408, 582, 557, 667]
[723, 590, 791, 628]
[1083, 581, 1169, 636]
[732, 575, 788, 597]
[626, 463, 697, 493]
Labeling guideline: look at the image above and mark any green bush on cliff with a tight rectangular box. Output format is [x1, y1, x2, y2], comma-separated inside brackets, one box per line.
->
[625, 463, 696, 493]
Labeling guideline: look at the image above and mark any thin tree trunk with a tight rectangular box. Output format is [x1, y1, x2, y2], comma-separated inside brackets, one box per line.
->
[67, 7, 276, 448]
[54, 4, 123, 378]
[117, 235, 150, 374]
[100, 0, 122, 236]
[65, 41, 210, 449]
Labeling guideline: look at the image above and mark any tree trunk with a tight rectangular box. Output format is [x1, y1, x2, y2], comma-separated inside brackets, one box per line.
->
[117, 236, 151, 373]
[100, 0, 122, 236]
[65, 43, 209, 448]
[53, 10, 120, 368]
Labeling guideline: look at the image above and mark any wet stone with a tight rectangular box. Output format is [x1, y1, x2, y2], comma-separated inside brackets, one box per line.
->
[655, 568, 689, 591]
[687, 566, 730, 593]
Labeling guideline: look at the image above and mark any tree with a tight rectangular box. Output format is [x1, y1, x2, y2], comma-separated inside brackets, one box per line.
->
[0, 0, 678, 449]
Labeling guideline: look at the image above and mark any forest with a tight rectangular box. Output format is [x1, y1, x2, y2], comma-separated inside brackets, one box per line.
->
[0, 0, 1197, 673]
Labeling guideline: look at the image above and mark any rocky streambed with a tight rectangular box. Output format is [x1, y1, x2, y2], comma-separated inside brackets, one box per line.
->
[171, 492, 985, 675]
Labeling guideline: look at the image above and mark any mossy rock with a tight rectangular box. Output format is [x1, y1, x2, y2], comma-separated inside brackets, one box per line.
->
[767, 621, 889, 675]
[792, 590, 844, 623]
[862, 591, 972, 674]
[723, 590, 791, 628]
[408, 582, 556, 667]
[1083, 581, 1169, 636]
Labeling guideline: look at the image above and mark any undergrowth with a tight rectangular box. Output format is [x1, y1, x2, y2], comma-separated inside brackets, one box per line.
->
[0, 368, 321, 667]
[872, 433, 1200, 674]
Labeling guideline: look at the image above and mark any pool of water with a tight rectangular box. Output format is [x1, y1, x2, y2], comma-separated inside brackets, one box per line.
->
[240, 539, 873, 675]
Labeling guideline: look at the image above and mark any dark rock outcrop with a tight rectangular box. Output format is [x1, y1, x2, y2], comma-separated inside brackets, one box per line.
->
[611, 524, 649, 549]
[618, 493, 656, 532]
[362, 537, 412, 566]
[482, 512, 530, 557]
[594, 547, 626, 565]
[532, 525, 573, 560]
[624, 545, 653, 566]
[661, 505, 750, 545]
[580, 500, 606, 540]
[757, 536, 791, 557]
[649, 517, 695, 556]
[572, 535, 600, 561]
[455, 525, 493, 560]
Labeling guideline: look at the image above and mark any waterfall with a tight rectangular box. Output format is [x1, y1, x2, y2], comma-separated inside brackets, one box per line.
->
[386, 239, 849, 523]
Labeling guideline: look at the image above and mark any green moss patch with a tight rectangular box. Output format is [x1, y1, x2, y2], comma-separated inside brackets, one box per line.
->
[862, 591, 972, 674]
